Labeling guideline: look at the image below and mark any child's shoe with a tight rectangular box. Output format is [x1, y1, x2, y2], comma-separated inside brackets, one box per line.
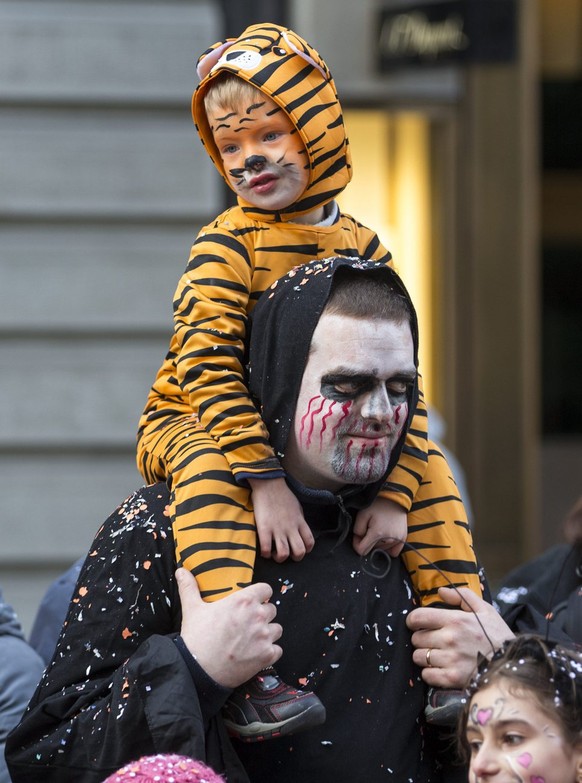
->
[424, 687, 466, 726]
[223, 667, 326, 742]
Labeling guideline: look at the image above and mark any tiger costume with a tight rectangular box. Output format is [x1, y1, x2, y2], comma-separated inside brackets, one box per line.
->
[136, 22, 482, 604]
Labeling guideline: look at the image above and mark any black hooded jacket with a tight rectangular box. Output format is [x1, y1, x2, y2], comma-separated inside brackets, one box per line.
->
[7, 259, 456, 783]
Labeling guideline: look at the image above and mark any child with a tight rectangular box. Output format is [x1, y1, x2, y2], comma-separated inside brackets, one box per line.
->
[461, 634, 582, 782]
[136, 22, 482, 740]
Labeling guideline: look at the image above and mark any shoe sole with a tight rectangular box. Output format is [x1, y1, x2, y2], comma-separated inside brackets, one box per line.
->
[224, 701, 327, 743]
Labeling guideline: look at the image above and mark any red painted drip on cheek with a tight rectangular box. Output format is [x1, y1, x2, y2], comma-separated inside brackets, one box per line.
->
[367, 444, 385, 481]
[299, 396, 318, 445]
[331, 402, 352, 438]
[306, 397, 326, 447]
[346, 439, 354, 461]
[394, 403, 408, 438]
[355, 442, 367, 473]
[319, 400, 336, 449]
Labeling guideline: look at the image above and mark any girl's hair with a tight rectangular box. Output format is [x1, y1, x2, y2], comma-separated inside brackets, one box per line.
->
[203, 72, 266, 117]
[459, 634, 582, 759]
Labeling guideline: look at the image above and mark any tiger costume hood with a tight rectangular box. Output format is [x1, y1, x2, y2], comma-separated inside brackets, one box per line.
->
[192, 22, 352, 223]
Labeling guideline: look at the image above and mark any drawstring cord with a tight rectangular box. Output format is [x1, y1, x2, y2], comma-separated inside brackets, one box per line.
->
[319, 494, 392, 579]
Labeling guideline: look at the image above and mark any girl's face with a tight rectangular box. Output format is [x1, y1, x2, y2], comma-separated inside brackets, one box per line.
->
[466, 681, 582, 783]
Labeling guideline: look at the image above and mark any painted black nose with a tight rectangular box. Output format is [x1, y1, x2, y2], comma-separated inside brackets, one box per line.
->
[245, 155, 267, 172]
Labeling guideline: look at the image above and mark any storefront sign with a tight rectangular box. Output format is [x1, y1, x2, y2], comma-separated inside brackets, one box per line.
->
[377, 0, 517, 70]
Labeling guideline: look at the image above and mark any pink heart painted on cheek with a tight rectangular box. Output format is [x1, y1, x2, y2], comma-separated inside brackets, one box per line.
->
[476, 709, 492, 726]
[516, 752, 532, 768]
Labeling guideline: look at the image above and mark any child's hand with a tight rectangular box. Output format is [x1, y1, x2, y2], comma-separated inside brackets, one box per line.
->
[352, 497, 407, 558]
[249, 477, 314, 563]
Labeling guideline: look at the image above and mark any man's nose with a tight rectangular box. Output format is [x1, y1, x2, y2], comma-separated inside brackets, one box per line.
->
[245, 155, 267, 172]
[360, 386, 392, 421]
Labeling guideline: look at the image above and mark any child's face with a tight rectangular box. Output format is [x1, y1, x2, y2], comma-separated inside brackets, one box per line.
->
[209, 93, 309, 211]
[466, 680, 582, 783]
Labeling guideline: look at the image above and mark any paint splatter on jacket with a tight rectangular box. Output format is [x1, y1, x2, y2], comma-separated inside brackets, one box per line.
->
[6, 261, 470, 782]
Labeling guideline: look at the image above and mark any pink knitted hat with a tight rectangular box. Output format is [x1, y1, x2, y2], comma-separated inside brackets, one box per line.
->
[103, 754, 225, 783]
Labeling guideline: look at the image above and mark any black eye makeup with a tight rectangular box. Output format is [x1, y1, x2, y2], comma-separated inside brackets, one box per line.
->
[320, 372, 415, 404]
[320, 373, 372, 402]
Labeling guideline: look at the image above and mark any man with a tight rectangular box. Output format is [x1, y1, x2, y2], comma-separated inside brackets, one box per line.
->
[6, 257, 507, 783]
[0, 587, 44, 783]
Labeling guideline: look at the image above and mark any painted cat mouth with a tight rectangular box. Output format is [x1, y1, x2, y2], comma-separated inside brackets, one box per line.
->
[249, 173, 278, 188]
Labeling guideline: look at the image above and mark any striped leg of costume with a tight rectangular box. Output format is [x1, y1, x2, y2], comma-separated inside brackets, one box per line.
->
[138, 414, 256, 602]
[401, 441, 483, 605]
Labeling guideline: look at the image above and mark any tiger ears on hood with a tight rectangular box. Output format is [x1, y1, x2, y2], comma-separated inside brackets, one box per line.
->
[196, 39, 235, 81]
[195, 29, 330, 83]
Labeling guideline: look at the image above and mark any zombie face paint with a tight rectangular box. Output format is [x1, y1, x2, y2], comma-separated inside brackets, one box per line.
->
[283, 313, 415, 490]
[466, 682, 581, 783]
[210, 93, 310, 213]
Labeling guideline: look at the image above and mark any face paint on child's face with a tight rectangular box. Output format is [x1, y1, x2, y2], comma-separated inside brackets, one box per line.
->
[283, 313, 415, 490]
[466, 682, 580, 783]
[210, 93, 309, 211]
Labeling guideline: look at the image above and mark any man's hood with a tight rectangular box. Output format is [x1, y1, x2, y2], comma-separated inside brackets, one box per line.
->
[192, 22, 351, 223]
[247, 257, 420, 486]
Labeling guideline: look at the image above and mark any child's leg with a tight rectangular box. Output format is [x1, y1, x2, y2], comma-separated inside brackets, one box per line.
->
[169, 426, 256, 600]
[402, 442, 483, 726]
[138, 413, 256, 600]
[138, 413, 325, 739]
[401, 441, 483, 606]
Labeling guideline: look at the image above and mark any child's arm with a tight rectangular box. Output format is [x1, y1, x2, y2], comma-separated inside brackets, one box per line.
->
[249, 477, 314, 562]
[352, 497, 407, 558]
[172, 228, 281, 477]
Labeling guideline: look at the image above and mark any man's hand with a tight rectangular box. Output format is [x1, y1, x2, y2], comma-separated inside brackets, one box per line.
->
[352, 497, 407, 557]
[177, 568, 283, 689]
[249, 477, 314, 562]
[406, 586, 515, 689]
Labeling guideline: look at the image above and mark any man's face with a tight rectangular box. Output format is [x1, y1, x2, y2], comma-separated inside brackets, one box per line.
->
[283, 312, 416, 491]
[210, 93, 309, 211]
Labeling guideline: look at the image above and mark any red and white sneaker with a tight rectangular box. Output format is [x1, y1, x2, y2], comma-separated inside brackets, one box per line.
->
[223, 667, 326, 742]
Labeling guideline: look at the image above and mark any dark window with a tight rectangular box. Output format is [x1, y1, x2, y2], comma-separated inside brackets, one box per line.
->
[541, 80, 582, 435]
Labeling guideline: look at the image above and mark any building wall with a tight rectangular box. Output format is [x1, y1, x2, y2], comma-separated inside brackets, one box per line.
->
[0, 0, 222, 633]
[3, 0, 571, 635]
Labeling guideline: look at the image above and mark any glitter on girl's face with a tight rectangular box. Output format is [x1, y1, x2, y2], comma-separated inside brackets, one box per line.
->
[284, 313, 415, 490]
[466, 682, 581, 783]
